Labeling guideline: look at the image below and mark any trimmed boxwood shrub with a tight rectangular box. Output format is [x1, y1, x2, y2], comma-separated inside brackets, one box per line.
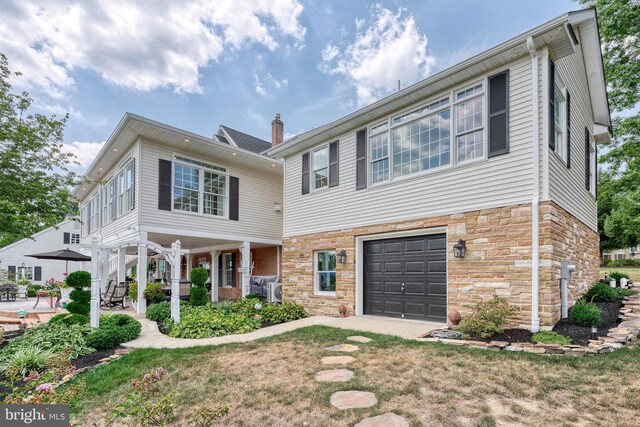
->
[569, 298, 602, 327]
[49, 313, 89, 326]
[66, 271, 91, 289]
[261, 301, 308, 324]
[190, 267, 209, 287]
[146, 301, 171, 323]
[66, 288, 91, 315]
[84, 314, 141, 350]
[189, 286, 208, 306]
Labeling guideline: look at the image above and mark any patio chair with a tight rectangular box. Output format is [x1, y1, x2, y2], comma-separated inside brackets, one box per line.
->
[0, 284, 18, 302]
[103, 281, 129, 309]
[100, 281, 116, 307]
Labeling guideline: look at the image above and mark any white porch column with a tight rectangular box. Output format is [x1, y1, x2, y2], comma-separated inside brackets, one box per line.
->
[137, 243, 148, 314]
[99, 252, 110, 295]
[210, 250, 219, 302]
[170, 240, 182, 323]
[186, 254, 194, 281]
[117, 248, 126, 284]
[239, 241, 251, 298]
[90, 236, 100, 328]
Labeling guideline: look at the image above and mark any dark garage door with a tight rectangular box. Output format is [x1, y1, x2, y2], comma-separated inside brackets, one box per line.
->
[364, 234, 447, 322]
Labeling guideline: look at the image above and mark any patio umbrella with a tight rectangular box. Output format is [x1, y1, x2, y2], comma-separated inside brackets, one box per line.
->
[26, 248, 91, 274]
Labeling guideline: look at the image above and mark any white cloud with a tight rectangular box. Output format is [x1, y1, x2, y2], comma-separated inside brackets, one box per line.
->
[0, 0, 306, 97]
[62, 141, 105, 172]
[320, 5, 435, 106]
[253, 73, 289, 97]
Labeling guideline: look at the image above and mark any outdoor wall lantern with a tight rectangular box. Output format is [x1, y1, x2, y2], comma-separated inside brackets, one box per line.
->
[453, 239, 466, 258]
[337, 250, 347, 264]
[273, 202, 282, 212]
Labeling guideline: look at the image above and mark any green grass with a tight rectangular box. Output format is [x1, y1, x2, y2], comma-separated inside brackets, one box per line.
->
[68, 326, 640, 426]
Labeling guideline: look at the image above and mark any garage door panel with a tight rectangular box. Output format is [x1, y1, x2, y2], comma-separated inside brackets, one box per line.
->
[364, 233, 446, 322]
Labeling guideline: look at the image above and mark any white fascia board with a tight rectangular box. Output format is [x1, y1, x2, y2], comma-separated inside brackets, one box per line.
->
[593, 123, 612, 144]
[138, 225, 282, 247]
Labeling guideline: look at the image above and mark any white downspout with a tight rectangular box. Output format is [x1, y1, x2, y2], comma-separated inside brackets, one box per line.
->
[527, 36, 541, 333]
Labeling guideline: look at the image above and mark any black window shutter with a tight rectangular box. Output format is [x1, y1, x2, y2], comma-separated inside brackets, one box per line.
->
[231, 253, 237, 288]
[63, 232, 70, 244]
[566, 90, 571, 168]
[301, 152, 310, 195]
[158, 159, 172, 211]
[488, 70, 509, 157]
[8, 265, 15, 280]
[585, 127, 591, 191]
[229, 176, 239, 221]
[34, 266, 42, 281]
[548, 59, 556, 150]
[356, 129, 367, 190]
[329, 141, 339, 188]
[218, 254, 223, 287]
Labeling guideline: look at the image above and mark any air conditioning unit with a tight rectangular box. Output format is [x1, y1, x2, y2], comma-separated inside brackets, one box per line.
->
[266, 282, 282, 303]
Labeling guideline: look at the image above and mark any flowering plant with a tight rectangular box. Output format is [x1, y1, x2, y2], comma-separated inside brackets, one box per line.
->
[44, 277, 68, 288]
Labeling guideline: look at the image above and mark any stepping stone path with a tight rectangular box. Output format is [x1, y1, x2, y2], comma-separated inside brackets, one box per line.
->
[323, 343, 360, 352]
[315, 369, 354, 383]
[321, 355, 356, 365]
[355, 413, 410, 427]
[330, 391, 377, 409]
[347, 335, 373, 343]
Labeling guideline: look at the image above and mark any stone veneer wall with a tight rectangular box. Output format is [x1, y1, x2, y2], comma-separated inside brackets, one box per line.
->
[282, 201, 599, 328]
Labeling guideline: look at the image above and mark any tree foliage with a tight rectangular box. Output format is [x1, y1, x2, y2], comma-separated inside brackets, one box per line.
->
[0, 53, 81, 247]
[579, 0, 640, 250]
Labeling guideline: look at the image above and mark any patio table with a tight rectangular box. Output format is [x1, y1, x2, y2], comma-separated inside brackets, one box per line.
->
[33, 288, 61, 309]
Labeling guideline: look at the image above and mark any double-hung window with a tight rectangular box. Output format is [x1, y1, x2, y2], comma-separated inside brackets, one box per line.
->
[314, 250, 336, 294]
[17, 266, 33, 281]
[554, 81, 567, 162]
[173, 156, 228, 217]
[455, 84, 484, 162]
[312, 147, 329, 190]
[70, 234, 80, 244]
[370, 122, 389, 184]
[101, 185, 109, 226]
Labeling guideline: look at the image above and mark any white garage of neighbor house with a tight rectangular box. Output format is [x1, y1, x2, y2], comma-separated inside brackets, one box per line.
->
[0, 219, 88, 283]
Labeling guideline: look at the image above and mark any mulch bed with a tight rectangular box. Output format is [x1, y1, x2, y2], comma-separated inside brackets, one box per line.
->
[467, 328, 534, 343]
[552, 301, 622, 346]
[72, 347, 123, 370]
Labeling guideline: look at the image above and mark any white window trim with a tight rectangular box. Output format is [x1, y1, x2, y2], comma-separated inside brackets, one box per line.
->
[171, 153, 230, 219]
[364, 79, 486, 187]
[311, 146, 329, 192]
[553, 82, 568, 164]
[314, 250, 336, 296]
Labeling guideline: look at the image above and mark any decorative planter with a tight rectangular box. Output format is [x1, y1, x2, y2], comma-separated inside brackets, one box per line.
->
[338, 304, 347, 317]
[59, 287, 72, 303]
[448, 310, 462, 326]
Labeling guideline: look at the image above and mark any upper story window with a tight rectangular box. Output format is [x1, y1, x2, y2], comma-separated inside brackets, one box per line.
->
[553, 81, 568, 163]
[370, 130, 389, 184]
[173, 156, 228, 217]
[70, 233, 80, 244]
[116, 160, 134, 216]
[455, 84, 484, 163]
[312, 147, 329, 190]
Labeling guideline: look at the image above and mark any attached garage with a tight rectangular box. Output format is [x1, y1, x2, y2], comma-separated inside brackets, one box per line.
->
[363, 233, 447, 322]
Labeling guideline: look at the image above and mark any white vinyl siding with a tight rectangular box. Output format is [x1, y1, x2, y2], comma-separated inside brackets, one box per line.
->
[138, 139, 282, 240]
[548, 32, 597, 231]
[283, 57, 535, 236]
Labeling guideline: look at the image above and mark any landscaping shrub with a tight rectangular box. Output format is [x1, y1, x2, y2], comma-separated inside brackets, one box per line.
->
[532, 331, 571, 345]
[210, 300, 236, 315]
[0, 323, 93, 375]
[233, 297, 263, 317]
[84, 314, 141, 350]
[261, 301, 308, 324]
[458, 297, 519, 338]
[189, 286, 209, 306]
[128, 281, 138, 301]
[190, 267, 209, 287]
[609, 271, 631, 283]
[245, 293, 266, 301]
[608, 259, 640, 267]
[65, 271, 91, 289]
[584, 283, 633, 302]
[146, 301, 172, 323]
[49, 313, 89, 326]
[144, 282, 166, 304]
[27, 284, 43, 297]
[66, 288, 91, 315]
[168, 307, 260, 339]
[0, 345, 55, 378]
[569, 298, 602, 327]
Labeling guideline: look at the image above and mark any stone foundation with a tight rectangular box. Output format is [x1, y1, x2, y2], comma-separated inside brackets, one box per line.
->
[282, 202, 599, 328]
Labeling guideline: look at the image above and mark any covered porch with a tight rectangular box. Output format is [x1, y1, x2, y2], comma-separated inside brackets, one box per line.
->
[86, 230, 281, 327]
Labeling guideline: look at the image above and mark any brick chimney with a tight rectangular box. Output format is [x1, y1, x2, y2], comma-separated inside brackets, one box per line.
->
[271, 113, 283, 147]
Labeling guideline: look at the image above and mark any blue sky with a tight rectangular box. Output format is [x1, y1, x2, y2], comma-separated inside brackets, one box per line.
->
[1, 0, 576, 170]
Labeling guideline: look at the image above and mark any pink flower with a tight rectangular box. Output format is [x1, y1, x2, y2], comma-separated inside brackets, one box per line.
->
[35, 384, 52, 393]
[63, 272, 68, 276]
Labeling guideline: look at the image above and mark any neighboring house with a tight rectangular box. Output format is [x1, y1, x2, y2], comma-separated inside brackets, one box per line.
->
[603, 247, 640, 262]
[73, 113, 283, 313]
[0, 219, 87, 283]
[267, 9, 609, 330]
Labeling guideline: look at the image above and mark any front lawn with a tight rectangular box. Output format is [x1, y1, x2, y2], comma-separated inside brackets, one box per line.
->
[600, 267, 640, 282]
[69, 326, 640, 426]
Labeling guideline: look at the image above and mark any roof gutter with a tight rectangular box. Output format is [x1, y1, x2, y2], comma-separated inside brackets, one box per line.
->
[527, 36, 541, 333]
